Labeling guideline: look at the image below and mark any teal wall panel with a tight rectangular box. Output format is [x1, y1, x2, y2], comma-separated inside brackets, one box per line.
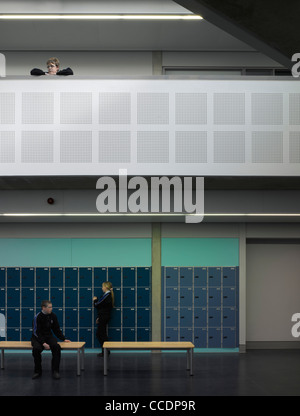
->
[162, 238, 239, 267]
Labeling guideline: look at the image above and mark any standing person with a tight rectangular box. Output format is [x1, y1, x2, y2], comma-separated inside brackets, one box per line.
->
[93, 282, 114, 357]
[31, 300, 71, 380]
[30, 57, 73, 76]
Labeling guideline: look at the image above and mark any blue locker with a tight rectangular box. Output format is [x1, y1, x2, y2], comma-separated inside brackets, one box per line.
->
[54, 307, 63, 324]
[194, 307, 207, 328]
[165, 327, 178, 342]
[222, 267, 236, 287]
[122, 267, 136, 287]
[79, 268, 92, 287]
[123, 287, 135, 307]
[0, 268, 5, 286]
[194, 287, 207, 307]
[107, 267, 121, 287]
[108, 327, 122, 342]
[223, 287, 236, 307]
[21, 288, 34, 308]
[6, 268, 20, 288]
[65, 308, 78, 327]
[137, 287, 150, 307]
[194, 328, 207, 348]
[21, 268, 34, 287]
[35, 268, 49, 288]
[123, 328, 135, 341]
[79, 308, 93, 327]
[194, 267, 207, 287]
[7, 288, 20, 308]
[65, 268, 78, 288]
[136, 308, 150, 327]
[180, 287, 193, 307]
[165, 307, 178, 328]
[137, 328, 151, 341]
[180, 327, 193, 342]
[165, 267, 178, 287]
[222, 327, 236, 348]
[94, 267, 107, 288]
[208, 327, 221, 348]
[179, 267, 193, 287]
[0, 288, 5, 306]
[208, 267, 221, 287]
[112, 287, 121, 308]
[208, 307, 221, 327]
[179, 308, 193, 327]
[165, 287, 179, 307]
[79, 328, 93, 348]
[208, 287, 221, 307]
[65, 327, 78, 341]
[137, 267, 151, 287]
[222, 307, 236, 327]
[50, 268, 63, 288]
[122, 308, 135, 327]
[65, 287, 78, 308]
[6, 308, 20, 327]
[7, 328, 20, 341]
[50, 287, 63, 307]
[21, 308, 34, 328]
[79, 287, 93, 308]
[35, 288, 49, 306]
[109, 307, 121, 327]
[21, 327, 32, 341]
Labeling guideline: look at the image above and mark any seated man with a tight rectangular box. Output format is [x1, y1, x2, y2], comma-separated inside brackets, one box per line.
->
[31, 57, 73, 76]
[31, 300, 71, 379]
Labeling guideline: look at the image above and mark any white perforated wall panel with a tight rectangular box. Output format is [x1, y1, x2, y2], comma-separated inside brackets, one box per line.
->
[0, 77, 299, 176]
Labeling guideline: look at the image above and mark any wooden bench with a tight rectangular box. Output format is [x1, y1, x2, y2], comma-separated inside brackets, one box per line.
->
[0, 341, 86, 376]
[103, 341, 194, 376]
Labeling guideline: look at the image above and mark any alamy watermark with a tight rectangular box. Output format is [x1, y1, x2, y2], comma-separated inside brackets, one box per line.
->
[291, 54, 300, 78]
[291, 313, 300, 338]
[96, 170, 204, 223]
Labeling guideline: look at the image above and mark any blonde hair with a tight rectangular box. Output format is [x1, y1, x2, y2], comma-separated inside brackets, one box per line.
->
[103, 281, 114, 307]
[47, 57, 60, 67]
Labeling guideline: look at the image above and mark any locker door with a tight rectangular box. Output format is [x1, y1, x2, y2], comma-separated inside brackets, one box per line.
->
[79, 268, 92, 288]
[194, 287, 207, 308]
[165, 327, 179, 342]
[165, 287, 179, 307]
[179, 287, 193, 307]
[107, 267, 121, 287]
[222, 327, 236, 348]
[21, 308, 34, 328]
[136, 308, 150, 327]
[122, 328, 135, 341]
[65, 288, 78, 308]
[223, 287, 236, 307]
[21, 288, 34, 308]
[165, 307, 178, 328]
[208, 307, 221, 327]
[94, 267, 107, 288]
[50, 268, 63, 288]
[35, 288, 50, 306]
[137, 328, 151, 341]
[0, 288, 5, 306]
[194, 307, 207, 328]
[65, 328, 78, 341]
[137, 287, 151, 307]
[208, 327, 221, 348]
[7, 328, 20, 341]
[108, 327, 122, 342]
[79, 287, 93, 308]
[21, 268, 34, 288]
[54, 308, 63, 324]
[0, 268, 5, 286]
[222, 307, 236, 327]
[123, 287, 135, 307]
[79, 328, 93, 348]
[122, 267, 136, 287]
[194, 267, 207, 287]
[180, 327, 193, 342]
[6, 308, 20, 328]
[111, 287, 121, 308]
[208, 267, 221, 287]
[179, 308, 193, 328]
[179, 267, 193, 287]
[194, 328, 207, 348]
[21, 327, 32, 341]
[222, 267, 236, 287]
[50, 287, 63, 307]
[6, 268, 20, 288]
[79, 308, 93, 328]
[7, 288, 20, 308]
[35, 268, 49, 288]
[109, 308, 122, 327]
[122, 308, 135, 327]
[208, 287, 221, 307]
[65, 268, 78, 288]
[137, 267, 151, 287]
[65, 308, 78, 327]
[165, 267, 179, 287]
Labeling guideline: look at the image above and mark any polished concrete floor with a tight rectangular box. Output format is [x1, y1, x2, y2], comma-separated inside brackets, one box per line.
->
[1, 349, 300, 396]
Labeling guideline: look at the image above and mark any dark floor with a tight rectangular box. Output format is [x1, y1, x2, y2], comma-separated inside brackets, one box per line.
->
[1, 350, 300, 396]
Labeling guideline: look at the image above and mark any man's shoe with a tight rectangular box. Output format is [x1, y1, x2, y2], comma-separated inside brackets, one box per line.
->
[32, 372, 42, 379]
[52, 371, 60, 380]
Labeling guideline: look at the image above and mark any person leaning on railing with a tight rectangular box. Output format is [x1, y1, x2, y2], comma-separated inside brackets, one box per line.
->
[30, 57, 73, 76]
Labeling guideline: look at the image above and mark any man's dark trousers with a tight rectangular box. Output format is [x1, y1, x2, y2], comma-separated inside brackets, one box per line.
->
[31, 336, 61, 373]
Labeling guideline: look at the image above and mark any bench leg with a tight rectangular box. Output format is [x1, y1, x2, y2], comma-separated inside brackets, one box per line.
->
[104, 348, 108, 376]
[77, 349, 81, 376]
[1, 349, 4, 369]
[81, 347, 85, 371]
[189, 349, 193, 376]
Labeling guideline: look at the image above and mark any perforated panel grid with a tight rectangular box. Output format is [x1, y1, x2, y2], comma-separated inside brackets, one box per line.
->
[214, 132, 245, 163]
[60, 92, 92, 124]
[289, 132, 300, 163]
[22, 92, 54, 124]
[214, 93, 245, 125]
[252, 132, 283, 163]
[99, 131, 131, 163]
[289, 93, 300, 125]
[0, 131, 15, 163]
[60, 131, 92, 163]
[137, 93, 169, 124]
[21, 131, 53, 163]
[0, 93, 15, 124]
[175, 93, 207, 125]
[137, 131, 169, 163]
[99, 93, 131, 124]
[175, 131, 207, 163]
[252, 93, 283, 125]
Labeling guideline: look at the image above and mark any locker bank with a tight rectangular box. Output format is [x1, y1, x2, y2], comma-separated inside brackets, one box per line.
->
[0, 0, 300, 398]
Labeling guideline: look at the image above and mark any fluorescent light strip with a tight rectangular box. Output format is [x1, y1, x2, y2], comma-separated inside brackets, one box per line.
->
[1, 213, 300, 217]
[0, 14, 203, 20]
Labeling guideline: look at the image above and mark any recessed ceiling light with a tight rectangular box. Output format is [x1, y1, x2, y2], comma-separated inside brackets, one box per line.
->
[0, 14, 203, 20]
